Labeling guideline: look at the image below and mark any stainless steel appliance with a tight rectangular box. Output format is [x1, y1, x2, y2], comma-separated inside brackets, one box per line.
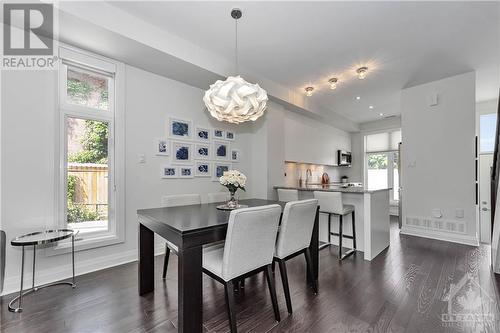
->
[337, 150, 352, 166]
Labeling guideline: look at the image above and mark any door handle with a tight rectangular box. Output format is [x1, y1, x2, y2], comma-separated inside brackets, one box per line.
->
[482, 207, 490, 211]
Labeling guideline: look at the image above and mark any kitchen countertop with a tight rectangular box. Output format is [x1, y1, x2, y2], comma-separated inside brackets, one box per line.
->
[274, 184, 392, 194]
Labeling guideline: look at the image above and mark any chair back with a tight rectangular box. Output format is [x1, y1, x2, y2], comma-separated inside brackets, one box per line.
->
[275, 200, 318, 259]
[207, 192, 229, 203]
[277, 189, 299, 202]
[221, 205, 281, 281]
[313, 191, 344, 215]
[0, 230, 5, 293]
[161, 194, 201, 207]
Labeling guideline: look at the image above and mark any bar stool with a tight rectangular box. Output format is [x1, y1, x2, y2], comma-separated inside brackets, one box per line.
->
[277, 189, 299, 202]
[313, 191, 356, 260]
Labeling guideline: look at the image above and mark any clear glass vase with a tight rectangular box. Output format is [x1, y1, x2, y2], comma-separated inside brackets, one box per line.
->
[227, 189, 238, 209]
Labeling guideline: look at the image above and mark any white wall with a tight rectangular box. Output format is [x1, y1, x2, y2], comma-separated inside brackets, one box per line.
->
[401, 72, 477, 245]
[0, 65, 255, 295]
[283, 111, 351, 166]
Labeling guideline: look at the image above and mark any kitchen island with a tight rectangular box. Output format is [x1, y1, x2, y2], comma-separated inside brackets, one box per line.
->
[274, 184, 391, 261]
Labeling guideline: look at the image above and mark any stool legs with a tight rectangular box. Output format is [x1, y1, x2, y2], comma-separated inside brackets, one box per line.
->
[338, 215, 343, 259]
[351, 211, 356, 249]
[327, 213, 331, 244]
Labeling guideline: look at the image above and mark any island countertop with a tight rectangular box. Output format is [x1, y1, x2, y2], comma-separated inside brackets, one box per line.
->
[273, 184, 392, 194]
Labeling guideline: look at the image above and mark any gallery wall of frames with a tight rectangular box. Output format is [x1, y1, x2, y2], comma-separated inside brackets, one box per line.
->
[155, 117, 241, 181]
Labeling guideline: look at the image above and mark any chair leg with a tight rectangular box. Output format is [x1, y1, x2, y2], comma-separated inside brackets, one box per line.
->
[272, 260, 276, 273]
[351, 211, 357, 249]
[224, 280, 238, 333]
[327, 213, 331, 244]
[277, 259, 293, 314]
[304, 248, 318, 294]
[338, 215, 343, 260]
[162, 244, 170, 279]
[265, 264, 281, 322]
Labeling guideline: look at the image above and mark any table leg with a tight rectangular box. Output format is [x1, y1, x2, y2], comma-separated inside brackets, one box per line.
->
[138, 223, 154, 295]
[71, 235, 76, 287]
[177, 245, 203, 333]
[307, 207, 319, 290]
[8, 246, 25, 313]
[32, 245, 36, 290]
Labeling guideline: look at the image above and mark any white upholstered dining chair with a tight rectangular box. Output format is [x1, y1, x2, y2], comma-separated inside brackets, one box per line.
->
[161, 194, 201, 278]
[202, 205, 282, 333]
[274, 199, 319, 314]
[277, 189, 299, 202]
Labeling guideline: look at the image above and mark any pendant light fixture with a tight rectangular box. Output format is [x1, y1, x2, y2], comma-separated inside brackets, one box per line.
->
[203, 9, 268, 124]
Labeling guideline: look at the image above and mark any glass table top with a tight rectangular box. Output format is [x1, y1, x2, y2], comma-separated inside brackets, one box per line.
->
[11, 229, 75, 246]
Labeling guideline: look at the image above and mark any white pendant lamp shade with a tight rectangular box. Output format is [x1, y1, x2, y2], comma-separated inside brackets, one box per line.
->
[203, 75, 268, 124]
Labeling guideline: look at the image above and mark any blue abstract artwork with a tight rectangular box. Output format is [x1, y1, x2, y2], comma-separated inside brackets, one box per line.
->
[216, 144, 227, 157]
[216, 165, 229, 177]
[197, 130, 209, 140]
[198, 164, 208, 173]
[172, 120, 189, 137]
[214, 129, 223, 138]
[226, 132, 234, 140]
[198, 147, 209, 156]
[164, 168, 176, 176]
[181, 168, 192, 176]
[176, 146, 189, 160]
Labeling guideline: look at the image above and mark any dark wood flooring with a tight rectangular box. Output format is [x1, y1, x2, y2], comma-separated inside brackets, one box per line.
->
[2, 217, 500, 333]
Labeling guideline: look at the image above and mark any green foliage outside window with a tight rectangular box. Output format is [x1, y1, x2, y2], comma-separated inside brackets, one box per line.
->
[368, 154, 388, 169]
[67, 174, 101, 223]
[68, 120, 108, 164]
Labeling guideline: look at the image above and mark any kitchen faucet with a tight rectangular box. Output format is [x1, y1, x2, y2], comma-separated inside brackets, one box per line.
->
[306, 169, 312, 184]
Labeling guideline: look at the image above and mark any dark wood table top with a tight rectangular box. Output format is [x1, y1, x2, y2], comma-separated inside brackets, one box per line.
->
[137, 199, 286, 248]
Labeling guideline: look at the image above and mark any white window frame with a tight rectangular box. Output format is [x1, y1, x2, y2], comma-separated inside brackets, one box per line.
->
[363, 128, 401, 203]
[52, 45, 125, 254]
[477, 112, 497, 155]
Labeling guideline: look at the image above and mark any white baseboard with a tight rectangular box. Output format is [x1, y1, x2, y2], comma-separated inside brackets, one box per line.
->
[400, 226, 479, 247]
[1, 244, 166, 296]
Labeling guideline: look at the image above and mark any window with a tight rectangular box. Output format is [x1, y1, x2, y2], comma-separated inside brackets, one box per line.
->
[365, 130, 401, 202]
[58, 46, 124, 250]
[480, 113, 497, 153]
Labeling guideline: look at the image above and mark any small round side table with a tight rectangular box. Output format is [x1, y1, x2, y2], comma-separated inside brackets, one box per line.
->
[9, 229, 76, 313]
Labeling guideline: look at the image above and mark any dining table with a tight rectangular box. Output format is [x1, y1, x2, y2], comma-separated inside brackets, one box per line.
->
[137, 198, 319, 333]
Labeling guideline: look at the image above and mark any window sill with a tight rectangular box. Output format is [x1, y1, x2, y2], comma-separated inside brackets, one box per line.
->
[46, 231, 124, 257]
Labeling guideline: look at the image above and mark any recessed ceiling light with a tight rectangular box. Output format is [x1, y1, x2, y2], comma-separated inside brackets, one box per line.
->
[305, 86, 314, 97]
[355, 96, 361, 100]
[379, 113, 384, 116]
[356, 66, 368, 80]
[369, 105, 374, 109]
[328, 78, 338, 90]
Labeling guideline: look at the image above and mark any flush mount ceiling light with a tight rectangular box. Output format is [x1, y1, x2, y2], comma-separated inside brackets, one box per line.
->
[355, 96, 361, 100]
[203, 9, 268, 124]
[305, 86, 314, 97]
[369, 105, 374, 109]
[379, 113, 384, 116]
[328, 78, 338, 90]
[356, 66, 368, 80]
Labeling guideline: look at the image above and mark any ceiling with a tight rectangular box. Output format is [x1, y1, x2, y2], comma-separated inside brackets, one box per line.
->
[110, 1, 500, 123]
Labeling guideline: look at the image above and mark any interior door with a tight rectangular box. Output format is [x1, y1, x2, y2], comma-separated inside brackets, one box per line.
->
[479, 154, 493, 243]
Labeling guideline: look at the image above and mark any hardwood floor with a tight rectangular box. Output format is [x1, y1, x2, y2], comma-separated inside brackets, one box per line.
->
[2, 217, 500, 333]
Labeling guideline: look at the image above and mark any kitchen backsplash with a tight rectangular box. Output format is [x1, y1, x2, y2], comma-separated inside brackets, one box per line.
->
[284, 162, 349, 186]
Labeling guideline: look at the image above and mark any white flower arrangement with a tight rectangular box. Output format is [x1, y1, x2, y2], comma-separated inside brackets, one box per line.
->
[219, 170, 246, 192]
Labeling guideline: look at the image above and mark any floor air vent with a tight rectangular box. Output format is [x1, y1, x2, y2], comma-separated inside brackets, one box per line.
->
[405, 216, 466, 234]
